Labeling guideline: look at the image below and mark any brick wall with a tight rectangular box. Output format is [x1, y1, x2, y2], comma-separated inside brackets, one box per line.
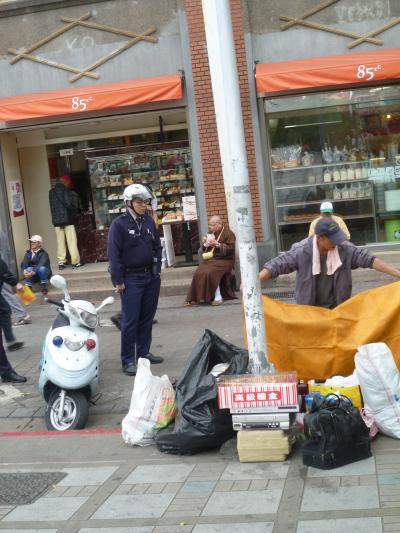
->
[184, 0, 263, 239]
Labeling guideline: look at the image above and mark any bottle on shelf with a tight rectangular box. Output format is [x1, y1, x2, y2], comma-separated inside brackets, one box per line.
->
[349, 183, 358, 199]
[333, 185, 341, 200]
[347, 166, 355, 180]
[340, 166, 347, 181]
[332, 167, 340, 182]
[323, 168, 332, 183]
[355, 166, 362, 180]
[342, 184, 350, 199]
[361, 164, 368, 179]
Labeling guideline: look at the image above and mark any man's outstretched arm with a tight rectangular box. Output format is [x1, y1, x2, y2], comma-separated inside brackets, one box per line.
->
[372, 258, 400, 279]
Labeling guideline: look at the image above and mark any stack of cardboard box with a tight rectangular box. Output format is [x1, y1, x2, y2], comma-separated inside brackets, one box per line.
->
[217, 372, 299, 462]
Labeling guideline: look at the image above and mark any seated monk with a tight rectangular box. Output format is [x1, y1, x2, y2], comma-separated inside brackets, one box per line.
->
[186, 215, 236, 306]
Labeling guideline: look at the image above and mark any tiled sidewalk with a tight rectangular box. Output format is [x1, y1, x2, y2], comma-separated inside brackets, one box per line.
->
[1, 436, 400, 533]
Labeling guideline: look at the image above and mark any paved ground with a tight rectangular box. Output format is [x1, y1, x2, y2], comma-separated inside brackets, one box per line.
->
[0, 430, 399, 532]
[0, 274, 396, 431]
[1, 277, 400, 531]
[0, 294, 245, 431]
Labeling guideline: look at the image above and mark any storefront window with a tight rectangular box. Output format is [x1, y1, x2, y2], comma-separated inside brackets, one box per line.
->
[265, 85, 400, 250]
[88, 144, 193, 230]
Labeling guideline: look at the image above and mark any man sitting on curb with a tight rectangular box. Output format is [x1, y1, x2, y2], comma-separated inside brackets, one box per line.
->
[260, 218, 400, 309]
[21, 235, 52, 296]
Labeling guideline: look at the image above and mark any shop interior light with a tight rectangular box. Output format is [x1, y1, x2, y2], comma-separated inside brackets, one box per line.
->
[284, 120, 342, 128]
[386, 114, 392, 119]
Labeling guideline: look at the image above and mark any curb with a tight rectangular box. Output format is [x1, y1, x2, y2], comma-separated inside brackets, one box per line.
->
[0, 427, 121, 437]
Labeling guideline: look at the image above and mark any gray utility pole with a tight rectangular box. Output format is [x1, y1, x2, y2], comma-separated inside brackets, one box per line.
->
[201, 0, 270, 373]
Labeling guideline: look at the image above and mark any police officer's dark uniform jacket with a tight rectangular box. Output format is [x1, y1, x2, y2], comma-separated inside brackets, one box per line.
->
[107, 210, 162, 369]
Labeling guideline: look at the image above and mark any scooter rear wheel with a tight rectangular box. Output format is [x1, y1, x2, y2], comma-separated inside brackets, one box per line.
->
[45, 389, 89, 431]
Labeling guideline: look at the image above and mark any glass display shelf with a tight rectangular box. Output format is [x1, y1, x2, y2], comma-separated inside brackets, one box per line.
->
[88, 147, 195, 229]
[272, 160, 368, 172]
[274, 178, 370, 190]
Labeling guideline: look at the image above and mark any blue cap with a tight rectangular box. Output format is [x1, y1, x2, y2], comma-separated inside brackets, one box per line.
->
[314, 218, 346, 245]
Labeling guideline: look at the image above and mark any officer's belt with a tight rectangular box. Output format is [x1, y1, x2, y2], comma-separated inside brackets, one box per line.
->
[124, 265, 152, 274]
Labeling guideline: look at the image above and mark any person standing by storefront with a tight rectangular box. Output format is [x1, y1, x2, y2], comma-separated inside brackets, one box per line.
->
[309, 202, 350, 240]
[109, 184, 159, 330]
[0, 257, 27, 382]
[107, 184, 163, 376]
[49, 175, 82, 270]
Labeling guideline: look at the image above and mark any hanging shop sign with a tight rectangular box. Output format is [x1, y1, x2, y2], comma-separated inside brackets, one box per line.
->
[10, 181, 25, 218]
[59, 148, 74, 157]
[0, 74, 183, 122]
[256, 48, 400, 95]
[8, 12, 158, 83]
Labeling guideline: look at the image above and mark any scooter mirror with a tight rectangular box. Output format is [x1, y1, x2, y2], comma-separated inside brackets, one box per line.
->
[96, 296, 115, 312]
[50, 275, 71, 302]
[50, 275, 67, 290]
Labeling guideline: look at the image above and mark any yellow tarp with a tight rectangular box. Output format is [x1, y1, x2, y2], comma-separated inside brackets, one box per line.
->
[261, 282, 400, 381]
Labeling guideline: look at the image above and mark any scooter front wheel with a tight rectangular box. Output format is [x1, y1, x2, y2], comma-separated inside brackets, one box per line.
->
[45, 389, 89, 431]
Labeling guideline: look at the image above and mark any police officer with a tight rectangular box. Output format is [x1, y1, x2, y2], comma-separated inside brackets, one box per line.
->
[107, 184, 163, 375]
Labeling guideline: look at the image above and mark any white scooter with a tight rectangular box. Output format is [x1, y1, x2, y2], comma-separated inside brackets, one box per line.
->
[39, 274, 114, 431]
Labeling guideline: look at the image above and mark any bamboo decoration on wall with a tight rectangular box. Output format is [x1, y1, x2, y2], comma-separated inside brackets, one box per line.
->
[280, 0, 400, 49]
[8, 13, 158, 83]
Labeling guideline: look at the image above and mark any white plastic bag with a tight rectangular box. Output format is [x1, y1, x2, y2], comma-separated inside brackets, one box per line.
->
[122, 358, 176, 446]
[355, 342, 400, 439]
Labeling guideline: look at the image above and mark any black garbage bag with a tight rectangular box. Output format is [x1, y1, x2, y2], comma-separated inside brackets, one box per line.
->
[155, 329, 249, 455]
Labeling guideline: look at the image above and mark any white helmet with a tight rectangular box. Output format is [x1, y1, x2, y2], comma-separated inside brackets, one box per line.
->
[123, 184, 152, 203]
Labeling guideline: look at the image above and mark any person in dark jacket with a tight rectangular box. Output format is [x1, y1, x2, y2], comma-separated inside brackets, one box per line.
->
[21, 235, 52, 295]
[0, 257, 27, 383]
[0, 229, 31, 325]
[49, 175, 81, 269]
[107, 184, 163, 376]
[260, 218, 400, 308]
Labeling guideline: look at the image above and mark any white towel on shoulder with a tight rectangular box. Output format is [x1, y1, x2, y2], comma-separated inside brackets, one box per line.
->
[312, 235, 342, 276]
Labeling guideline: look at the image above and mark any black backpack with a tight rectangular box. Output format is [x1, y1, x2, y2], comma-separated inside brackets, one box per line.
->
[302, 394, 371, 470]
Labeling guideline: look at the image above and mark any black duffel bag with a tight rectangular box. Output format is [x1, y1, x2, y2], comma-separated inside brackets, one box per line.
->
[302, 394, 371, 470]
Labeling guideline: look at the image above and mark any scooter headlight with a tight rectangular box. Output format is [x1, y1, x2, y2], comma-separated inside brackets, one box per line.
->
[64, 338, 85, 351]
[79, 309, 98, 328]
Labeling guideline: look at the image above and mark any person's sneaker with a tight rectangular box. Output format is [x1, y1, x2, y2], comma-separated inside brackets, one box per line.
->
[7, 341, 24, 352]
[72, 263, 82, 269]
[41, 285, 48, 295]
[123, 363, 137, 376]
[13, 316, 31, 326]
[141, 353, 163, 364]
[1, 370, 27, 383]
[58, 263, 66, 270]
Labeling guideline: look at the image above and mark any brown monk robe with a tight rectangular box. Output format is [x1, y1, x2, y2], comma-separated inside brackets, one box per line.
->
[186, 216, 236, 305]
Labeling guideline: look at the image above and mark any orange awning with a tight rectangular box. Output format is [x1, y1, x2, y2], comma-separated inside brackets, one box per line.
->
[0, 74, 183, 123]
[256, 48, 400, 95]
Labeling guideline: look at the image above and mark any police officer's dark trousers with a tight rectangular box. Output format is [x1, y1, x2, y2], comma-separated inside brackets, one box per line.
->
[120, 272, 161, 367]
[0, 324, 12, 376]
[0, 295, 15, 344]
